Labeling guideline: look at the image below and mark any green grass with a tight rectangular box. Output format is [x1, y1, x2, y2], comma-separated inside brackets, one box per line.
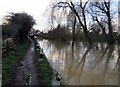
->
[2, 42, 29, 85]
[35, 48, 53, 86]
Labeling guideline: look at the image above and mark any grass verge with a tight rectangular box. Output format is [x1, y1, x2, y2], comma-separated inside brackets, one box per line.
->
[35, 47, 53, 86]
[2, 42, 29, 85]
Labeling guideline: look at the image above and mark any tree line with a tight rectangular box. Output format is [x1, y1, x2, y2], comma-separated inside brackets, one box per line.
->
[46, 0, 119, 44]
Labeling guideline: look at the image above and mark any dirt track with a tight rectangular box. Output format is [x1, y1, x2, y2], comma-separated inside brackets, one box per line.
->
[10, 42, 40, 85]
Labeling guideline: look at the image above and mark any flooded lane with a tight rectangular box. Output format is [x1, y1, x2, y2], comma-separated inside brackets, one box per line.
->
[38, 40, 118, 85]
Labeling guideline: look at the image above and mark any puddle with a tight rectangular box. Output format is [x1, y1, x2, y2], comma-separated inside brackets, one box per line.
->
[18, 61, 25, 68]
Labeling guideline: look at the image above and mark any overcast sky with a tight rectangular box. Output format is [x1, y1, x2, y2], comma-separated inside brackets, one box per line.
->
[0, 0, 119, 31]
[0, 0, 52, 31]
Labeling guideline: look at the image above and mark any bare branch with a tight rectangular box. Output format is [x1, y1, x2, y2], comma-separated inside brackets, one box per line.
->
[83, 0, 90, 8]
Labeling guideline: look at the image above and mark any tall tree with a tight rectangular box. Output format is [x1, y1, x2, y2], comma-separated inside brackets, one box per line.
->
[90, 0, 115, 44]
[67, 1, 92, 44]
[50, 0, 92, 44]
[72, 16, 76, 42]
[88, 3, 107, 36]
[6, 12, 35, 42]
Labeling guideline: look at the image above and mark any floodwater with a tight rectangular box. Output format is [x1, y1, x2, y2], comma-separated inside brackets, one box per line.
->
[38, 40, 119, 85]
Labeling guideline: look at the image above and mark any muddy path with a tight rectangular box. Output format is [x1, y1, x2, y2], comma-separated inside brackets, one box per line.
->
[10, 42, 40, 85]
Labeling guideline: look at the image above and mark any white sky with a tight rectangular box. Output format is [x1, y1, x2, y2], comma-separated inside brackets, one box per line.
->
[0, 0, 52, 31]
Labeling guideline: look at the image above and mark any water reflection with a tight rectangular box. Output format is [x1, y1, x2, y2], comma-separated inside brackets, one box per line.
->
[38, 40, 118, 85]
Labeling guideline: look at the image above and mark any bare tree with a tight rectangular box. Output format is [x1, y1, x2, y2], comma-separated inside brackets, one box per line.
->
[88, 4, 107, 36]
[72, 16, 76, 42]
[50, 0, 92, 44]
[90, 0, 115, 44]
[67, 1, 92, 44]
[49, 1, 69, 29]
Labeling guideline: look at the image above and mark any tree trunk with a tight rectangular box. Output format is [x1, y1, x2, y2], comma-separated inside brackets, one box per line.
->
[96, 18, 107, 36]
[107, 11, 115, 44]
[74, 11, 92, 44]
[72, 16, 76, 42]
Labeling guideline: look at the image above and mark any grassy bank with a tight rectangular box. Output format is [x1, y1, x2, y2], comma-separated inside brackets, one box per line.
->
[35, 46, 53, 86]
[2, 42, 29, 85]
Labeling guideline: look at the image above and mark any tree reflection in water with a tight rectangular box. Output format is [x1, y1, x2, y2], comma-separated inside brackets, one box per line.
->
[38, 40, 118, 85]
